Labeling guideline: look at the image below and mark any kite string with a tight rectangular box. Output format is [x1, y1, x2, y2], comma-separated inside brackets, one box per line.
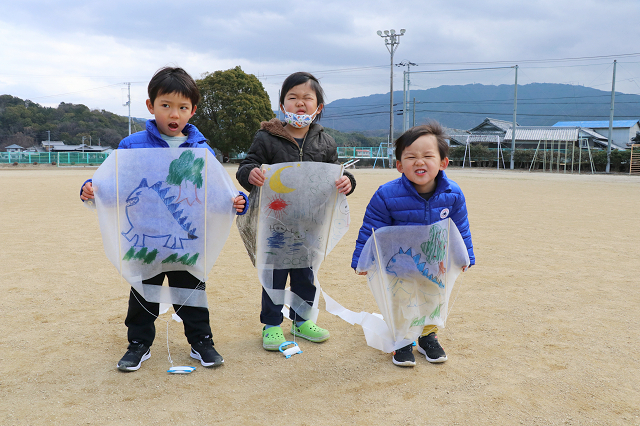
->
[128, 277, 204, 368]
[166, 320, 174, 367]
[204, 152, 207, 283]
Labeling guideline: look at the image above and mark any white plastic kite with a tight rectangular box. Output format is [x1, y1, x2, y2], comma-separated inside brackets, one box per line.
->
[90, 148, 238, 308]
[324, 219, 470, 353]
[237, 162, 350, 322]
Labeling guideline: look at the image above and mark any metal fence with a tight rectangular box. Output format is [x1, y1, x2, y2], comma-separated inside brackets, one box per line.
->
[0, 152, 110, 165]
[337, 146, 390, 159]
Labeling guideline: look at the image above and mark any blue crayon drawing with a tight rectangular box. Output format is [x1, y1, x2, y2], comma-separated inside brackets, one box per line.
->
[121, 178, 198, 250]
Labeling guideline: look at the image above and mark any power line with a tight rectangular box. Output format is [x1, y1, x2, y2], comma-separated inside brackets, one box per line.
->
[255, 53, 640, 80]
[323, 106, 639, 121]
[25, 82, 146, 101]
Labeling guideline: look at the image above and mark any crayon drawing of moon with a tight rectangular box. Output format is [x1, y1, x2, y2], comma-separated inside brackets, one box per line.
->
[269, 166, 296, 194]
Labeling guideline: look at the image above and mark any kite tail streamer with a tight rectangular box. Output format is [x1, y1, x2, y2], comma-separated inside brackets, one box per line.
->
[323, 164, 343, 261]
[372, 228, 397, 340]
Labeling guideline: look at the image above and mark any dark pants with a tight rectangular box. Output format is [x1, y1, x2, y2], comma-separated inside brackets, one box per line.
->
[125, 271, 212, 347]
[260, 267, 316, 326]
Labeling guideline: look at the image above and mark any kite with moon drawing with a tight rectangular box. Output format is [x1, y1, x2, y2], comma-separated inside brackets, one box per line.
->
[237, 161, 350, 323]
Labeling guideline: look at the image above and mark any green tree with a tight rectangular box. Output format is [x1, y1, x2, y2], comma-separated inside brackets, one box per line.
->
[192, 66, 274, 158]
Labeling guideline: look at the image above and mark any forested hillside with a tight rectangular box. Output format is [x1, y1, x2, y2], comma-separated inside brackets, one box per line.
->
[0, 95, 144, 150]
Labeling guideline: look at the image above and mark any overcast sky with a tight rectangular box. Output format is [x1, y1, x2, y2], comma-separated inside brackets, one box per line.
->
[1, 0, 639, 121]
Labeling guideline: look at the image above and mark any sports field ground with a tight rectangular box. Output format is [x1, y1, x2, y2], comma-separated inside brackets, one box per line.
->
[1, 165, 638, 425]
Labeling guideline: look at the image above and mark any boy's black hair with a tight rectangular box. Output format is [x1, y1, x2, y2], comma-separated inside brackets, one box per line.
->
[148, 67, 200, 107]
[279, 72, 325, 121]
[394, 122, 449, 161]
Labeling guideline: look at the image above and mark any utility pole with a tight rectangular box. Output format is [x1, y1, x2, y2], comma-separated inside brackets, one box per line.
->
[510, 65, 518, 170]
[412, 98, 416, 127]
[397, 60, 417, 132]
[606, 60, 617, 173]
[377, 29, 405, 164]
[124, 82, 132, 135]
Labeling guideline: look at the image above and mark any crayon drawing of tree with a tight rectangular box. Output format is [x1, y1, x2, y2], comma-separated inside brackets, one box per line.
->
[166, 150, 204, 205]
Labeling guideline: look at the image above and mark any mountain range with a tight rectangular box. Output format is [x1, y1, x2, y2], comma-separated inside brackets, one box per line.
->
[315, 83, 640, 134]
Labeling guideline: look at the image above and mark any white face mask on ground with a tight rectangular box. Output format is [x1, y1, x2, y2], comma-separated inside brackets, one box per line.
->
[281, 106, 320, 129]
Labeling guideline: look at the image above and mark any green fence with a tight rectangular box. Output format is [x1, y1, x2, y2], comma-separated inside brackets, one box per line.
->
[337, 146, 390, 159]
[0, 151, 110, 166]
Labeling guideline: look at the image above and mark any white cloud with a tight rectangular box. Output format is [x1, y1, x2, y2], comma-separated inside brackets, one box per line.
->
[0, 0, 638, 119]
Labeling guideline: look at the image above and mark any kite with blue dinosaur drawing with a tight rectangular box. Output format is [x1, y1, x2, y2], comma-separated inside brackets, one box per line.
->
[90, 148, 238, 308]
[323, 219, 470, 353]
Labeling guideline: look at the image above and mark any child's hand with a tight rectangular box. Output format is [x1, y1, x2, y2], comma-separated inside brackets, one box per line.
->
[81, 181, 94, 201]
[462, 266, 468, 272]
[233, 195, 246, 212]
[356, 270, 367, 276]
[335, 175, 351, 194]
[248, 167, 266, 187]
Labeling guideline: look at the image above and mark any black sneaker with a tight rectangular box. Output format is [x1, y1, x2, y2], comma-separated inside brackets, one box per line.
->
[117, 342, 151, 372]
[417, 333, 447, 363]
[190, 339, 224, 367]
[392, 343, 416, 367]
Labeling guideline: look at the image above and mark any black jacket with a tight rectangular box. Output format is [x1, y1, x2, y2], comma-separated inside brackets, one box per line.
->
[236, 118, 355, 194]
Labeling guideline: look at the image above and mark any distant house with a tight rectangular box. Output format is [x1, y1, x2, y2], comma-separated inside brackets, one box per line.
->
[53, 144, 110, 153]
[553, 120, 640, 148]
[5, 144, 24, 152]
[24, 146, 45, 153]
[443, 127, 469, 146]
[503, 126, 620, 150]
[447, 118, 516, 148]
[468, 118, 515, 136]
[41, 141, 66, 151]
[41, 140, 109, 153]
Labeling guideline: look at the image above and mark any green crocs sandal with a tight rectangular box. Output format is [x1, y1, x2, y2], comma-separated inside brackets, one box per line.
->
[262, 326, 286, 351]
[291, 321, 330, 343]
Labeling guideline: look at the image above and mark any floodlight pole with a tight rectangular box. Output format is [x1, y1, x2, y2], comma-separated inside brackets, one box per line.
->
[606, 60, 617, 173]
[510, 65, 518, 170]
[377, 29, 405, 164]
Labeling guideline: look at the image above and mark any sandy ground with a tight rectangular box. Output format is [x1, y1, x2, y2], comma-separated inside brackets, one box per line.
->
[1, 164, 639, 426]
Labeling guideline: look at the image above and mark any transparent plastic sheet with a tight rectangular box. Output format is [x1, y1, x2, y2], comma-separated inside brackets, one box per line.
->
[236, 162, 350, 321]
[325, 219, 470, 353]
[92, 148, 237, 307]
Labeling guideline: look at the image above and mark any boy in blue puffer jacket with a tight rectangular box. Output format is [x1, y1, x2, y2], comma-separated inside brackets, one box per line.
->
[351, 122, 475, 367]
[80, 67, 248, 372]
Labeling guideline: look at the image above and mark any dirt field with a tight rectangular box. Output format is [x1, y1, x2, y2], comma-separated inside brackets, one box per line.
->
[1, 164, 639, 425]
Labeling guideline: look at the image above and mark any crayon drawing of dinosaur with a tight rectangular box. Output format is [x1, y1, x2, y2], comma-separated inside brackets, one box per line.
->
[121, 178, 198, 250]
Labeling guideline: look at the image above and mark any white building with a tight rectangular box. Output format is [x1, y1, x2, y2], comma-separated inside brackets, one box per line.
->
[553, 120, 640, 148]
[5, 144, 24, 152]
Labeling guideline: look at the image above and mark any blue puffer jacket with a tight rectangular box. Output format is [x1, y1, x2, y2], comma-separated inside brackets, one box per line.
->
[81, 120, 248, 214]
[351, 170, 475, 269]
[117, 119, 214, 153]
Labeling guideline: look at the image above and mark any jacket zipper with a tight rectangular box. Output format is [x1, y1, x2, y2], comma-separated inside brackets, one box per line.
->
[298, 131, 309, 161]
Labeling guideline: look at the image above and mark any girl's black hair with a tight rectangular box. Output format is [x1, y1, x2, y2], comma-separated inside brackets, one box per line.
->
[279, 72, 325, 121]
[394, 122, 450, 160]
[148, 67, 200, 107]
